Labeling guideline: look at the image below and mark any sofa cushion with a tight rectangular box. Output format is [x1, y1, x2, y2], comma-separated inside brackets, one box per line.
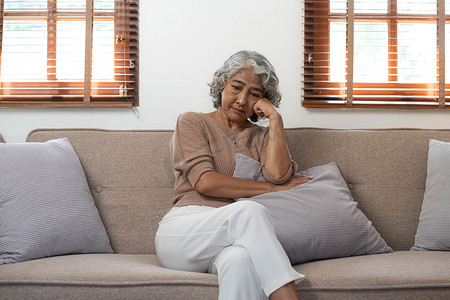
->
[296, 251, 450, 299]
[0, 254, 219, 300]
[1, 252, 449, 300]
[233, 154, 392, 264]
[412, 139, 450, 251]
[0, 138, 113, 264]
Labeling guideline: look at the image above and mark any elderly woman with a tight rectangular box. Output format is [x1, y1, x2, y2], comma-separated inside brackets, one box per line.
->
[155, 50, 312, 300]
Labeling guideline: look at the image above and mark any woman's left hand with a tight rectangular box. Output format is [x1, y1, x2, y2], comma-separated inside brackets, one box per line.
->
[253, 98, 280, 120]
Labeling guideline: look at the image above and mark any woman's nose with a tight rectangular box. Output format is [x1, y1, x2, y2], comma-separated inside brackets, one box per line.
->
[237, 93, 248, 106]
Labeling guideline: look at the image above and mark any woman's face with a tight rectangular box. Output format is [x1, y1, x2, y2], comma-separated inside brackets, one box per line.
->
[220, 67, 264, 124]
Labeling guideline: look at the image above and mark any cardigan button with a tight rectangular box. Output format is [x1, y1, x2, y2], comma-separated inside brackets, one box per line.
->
[95, 186, 103, 193]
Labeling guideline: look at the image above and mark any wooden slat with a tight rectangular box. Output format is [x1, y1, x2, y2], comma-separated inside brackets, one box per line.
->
[303, 99, 449, 109]
[83, 0, 93, 107]
[438, 0, 445, 108]
[346, 0, 354, 108]
[0, 101, 133, 108]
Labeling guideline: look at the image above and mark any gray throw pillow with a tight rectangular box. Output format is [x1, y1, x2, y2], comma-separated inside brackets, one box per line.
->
[412, 139, 450, 251]
[233, 153, 392, 264]
[0, 138, 113, 264]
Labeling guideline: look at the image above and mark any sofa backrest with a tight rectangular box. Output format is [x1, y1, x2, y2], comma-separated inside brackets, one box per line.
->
[27, 128, 450, 253]
[27, 129, 175, 254]
[285, 128, 450, 251]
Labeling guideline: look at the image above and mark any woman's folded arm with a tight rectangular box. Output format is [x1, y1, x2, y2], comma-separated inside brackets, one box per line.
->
[195, 171, 312, 199]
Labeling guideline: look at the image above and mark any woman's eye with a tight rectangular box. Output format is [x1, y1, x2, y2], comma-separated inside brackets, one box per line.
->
[251, 93, 261, 98]
[232, 85, 241, 91]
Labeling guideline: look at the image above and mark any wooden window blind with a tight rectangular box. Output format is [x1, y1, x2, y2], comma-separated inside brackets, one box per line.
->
[303, 0, 450, 109]
[0, 0, 139, 108]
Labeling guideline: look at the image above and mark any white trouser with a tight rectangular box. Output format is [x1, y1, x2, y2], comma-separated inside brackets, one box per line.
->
[155, 201, 305, 300]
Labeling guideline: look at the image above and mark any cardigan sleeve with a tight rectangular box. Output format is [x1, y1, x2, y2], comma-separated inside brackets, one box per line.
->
[170, 112, 215, 188]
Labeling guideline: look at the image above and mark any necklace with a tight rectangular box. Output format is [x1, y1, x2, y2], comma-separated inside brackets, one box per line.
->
[216, 109, 239, 144]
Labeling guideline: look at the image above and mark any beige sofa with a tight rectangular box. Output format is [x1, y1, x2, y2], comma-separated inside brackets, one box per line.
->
[1, 128, 450, 299]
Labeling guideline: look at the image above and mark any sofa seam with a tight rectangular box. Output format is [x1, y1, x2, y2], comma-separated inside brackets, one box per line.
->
[0, 281, 218, 288]
[299, 282, 450, 291]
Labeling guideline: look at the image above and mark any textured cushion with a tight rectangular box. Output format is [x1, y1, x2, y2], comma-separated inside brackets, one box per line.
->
[295, 251, 450, 298]
[233, 153, 392, 264]
[412, 139, 450, 251]
[0, 138, 113, 264]
[2, 252, 450, 300]
[0, 254, 219, 300]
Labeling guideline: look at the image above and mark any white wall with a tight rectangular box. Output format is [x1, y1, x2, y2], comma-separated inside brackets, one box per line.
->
[1, 0, 450, 142]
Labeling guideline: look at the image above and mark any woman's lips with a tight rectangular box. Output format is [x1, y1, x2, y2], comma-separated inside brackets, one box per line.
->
[231, 107, 245, 114]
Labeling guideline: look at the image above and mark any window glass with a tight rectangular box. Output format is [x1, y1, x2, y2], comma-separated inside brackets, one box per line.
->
[94, 0, 114, 10]
[57, 0, 85, 10]
[56, 21, 85, 80]
[57, 0, 114, 10]
[397, 23, 436, 82]
[397, 0, 436, 14]
[4, 0, 46, 9]
[446, 23, 450, 83]
[355, 0, 387, 14]
[354, 23, 388, 82]
[331, 0, 388, 14]
[330, 22, 346, 82]
[92, 21, 114, 80]
[1, 21, 47, 80]
[330, 0, 346, 13]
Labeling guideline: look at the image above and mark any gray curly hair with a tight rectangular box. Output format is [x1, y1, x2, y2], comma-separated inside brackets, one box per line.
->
[208, 50, 282, 122]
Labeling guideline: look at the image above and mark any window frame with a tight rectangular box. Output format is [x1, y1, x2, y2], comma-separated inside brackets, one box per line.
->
[303, 0, 448, 109]
[0, 0, 138, 108]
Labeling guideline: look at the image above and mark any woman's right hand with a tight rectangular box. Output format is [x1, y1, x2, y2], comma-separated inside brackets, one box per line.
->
[273, 175, 313, 192]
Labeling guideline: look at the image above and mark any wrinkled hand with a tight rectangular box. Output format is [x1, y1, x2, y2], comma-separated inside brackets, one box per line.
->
[253, 98, 279, 119]
[274, 175, 313, 192]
